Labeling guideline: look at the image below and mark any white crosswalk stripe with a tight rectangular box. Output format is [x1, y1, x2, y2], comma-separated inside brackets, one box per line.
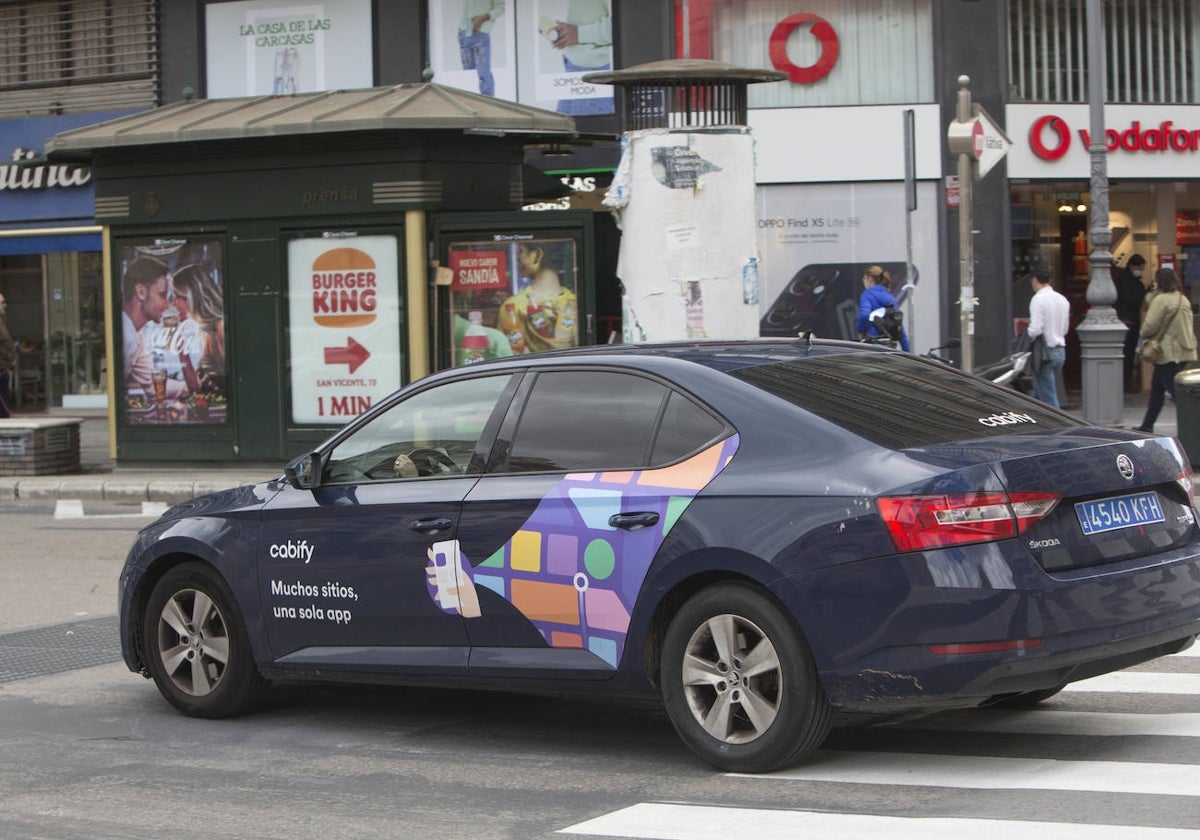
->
[559, 650, 1200, 839]
[737, 750, 1199, 795]
[560, 804, 1200, 840]
[1065, 670, 1200, 693]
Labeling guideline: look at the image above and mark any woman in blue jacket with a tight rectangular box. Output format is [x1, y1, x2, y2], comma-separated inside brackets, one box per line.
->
[856, 265, 909, 350]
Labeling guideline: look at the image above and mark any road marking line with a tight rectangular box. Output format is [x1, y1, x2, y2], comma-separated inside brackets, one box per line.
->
[1064, 671, 1200, 694]
[54, 499, 168, 519]
[929, 709, 1200, 738]
[558, 803, 1200, 839]
[734, 751, 1200, 796]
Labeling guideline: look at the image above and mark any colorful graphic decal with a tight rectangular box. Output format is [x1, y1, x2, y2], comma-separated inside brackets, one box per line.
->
[425, 435, 740, 667]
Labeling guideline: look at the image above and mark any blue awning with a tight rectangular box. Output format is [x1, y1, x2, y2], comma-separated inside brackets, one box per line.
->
[0, 231, 101, 255]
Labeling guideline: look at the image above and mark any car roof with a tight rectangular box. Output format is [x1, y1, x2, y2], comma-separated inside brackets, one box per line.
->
[462, 338, 890, 376]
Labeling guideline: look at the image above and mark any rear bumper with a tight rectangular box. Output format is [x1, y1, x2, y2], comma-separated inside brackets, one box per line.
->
[777, 536, 1200, 711]
[824, 614, 1199, 712]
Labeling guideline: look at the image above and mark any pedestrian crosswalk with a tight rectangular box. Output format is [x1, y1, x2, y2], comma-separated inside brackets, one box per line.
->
[559, 647, 1200, 839]
[560, 803, 1200, 840]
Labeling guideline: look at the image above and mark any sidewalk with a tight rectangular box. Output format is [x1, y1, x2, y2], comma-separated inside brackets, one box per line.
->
[0, 409, 279, 504]
[0, 392, 1186, 505]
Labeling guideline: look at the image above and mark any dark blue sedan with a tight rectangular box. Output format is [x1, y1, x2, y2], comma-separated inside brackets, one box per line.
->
[117, 340, 1200, 772]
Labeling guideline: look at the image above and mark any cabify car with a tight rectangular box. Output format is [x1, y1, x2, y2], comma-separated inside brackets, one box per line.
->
[118, 340, 1200, 772]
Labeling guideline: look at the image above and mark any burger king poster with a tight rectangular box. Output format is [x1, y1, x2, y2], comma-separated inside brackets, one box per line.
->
[287, 236, 402, 424]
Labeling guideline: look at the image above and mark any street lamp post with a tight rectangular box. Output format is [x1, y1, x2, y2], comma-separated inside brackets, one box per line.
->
[1077, 0, 1125, 425]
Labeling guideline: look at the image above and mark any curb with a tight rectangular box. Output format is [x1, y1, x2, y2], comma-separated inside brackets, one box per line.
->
[0, 472, 276, 504]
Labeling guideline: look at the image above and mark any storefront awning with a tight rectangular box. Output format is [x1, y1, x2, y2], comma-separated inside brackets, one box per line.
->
[0, 224, 102, 255]
[45, 83, 592, 158]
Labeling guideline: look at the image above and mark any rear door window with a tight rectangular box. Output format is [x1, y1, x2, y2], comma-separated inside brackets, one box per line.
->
[651, 391, 728, 464]
[730, 354, 1080, 449]
[504, 370, 667, 472]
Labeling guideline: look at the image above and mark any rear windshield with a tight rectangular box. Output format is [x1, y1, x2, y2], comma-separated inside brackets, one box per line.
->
[730, 353, 1081, 449]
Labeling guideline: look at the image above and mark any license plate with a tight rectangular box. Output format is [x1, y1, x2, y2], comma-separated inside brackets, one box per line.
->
[1074, 491, 1164, 535]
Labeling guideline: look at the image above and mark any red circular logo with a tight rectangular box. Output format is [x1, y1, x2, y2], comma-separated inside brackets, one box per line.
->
[1030, 114, 1071, 161]
[769, 13, 840, 85]
[972, 120, 985, 158]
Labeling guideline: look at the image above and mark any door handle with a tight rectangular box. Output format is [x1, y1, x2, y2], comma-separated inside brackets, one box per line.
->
[608, 512, 660, 531]
[410, 517, 454, 534]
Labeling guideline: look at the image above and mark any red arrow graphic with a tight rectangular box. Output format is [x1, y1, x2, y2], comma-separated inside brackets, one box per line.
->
[324, 336, 370, 374]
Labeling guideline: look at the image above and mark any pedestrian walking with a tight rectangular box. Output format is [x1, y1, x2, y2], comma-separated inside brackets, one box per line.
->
[1025, 271, 1070, 408]
[1114, 254, 1149, 393]
[1134, 268, 1197, 433]
[0, 292, 15, 417]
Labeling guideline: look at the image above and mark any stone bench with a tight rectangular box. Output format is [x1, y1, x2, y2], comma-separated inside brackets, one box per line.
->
[0, 418, 82, 476]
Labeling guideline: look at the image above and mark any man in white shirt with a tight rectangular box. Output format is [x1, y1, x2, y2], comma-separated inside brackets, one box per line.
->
[1026, 271, 1071, 408]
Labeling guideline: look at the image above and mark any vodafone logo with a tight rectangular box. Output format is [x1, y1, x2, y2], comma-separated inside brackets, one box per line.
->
[769, 13, 839, 84]
[1029, 113, 1200, 160]
[311, 247, 378, 328]
[1030, 114, 1071, 160]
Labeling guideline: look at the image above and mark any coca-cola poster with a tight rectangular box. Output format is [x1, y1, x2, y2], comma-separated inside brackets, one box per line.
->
[118, 239, 228, 426]
[287, 235, 402, 424]
[447, 236, 579, 366]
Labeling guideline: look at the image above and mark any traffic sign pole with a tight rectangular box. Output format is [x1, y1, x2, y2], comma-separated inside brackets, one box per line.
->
[954, 77, 976, 372]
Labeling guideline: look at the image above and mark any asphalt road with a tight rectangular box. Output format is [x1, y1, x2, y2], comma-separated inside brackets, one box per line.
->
[1, 502, 1199, 839]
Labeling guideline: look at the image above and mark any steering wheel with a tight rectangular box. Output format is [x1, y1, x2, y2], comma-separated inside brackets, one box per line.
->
[406, 447, 460, 476]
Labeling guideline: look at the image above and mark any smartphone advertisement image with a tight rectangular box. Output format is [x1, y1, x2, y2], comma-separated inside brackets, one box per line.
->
[755, 182, 941, 351]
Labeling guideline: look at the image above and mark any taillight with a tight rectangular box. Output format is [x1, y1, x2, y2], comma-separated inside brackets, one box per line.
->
[1178, 468, 1196, 510]
[877, 490, 1060, 552]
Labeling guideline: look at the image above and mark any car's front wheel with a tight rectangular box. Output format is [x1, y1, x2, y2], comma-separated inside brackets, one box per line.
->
[142, 562, 268, 718]
[660, 582, 832, 773]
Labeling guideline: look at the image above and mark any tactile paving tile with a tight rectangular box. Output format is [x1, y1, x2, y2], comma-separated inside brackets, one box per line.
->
[0, 616, 122, 682]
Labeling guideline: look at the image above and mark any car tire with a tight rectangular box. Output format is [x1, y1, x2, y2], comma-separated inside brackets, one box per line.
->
[660, 582, 832, 773]
[142, 562, 269, 718]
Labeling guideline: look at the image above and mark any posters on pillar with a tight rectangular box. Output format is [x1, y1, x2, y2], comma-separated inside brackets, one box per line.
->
[447, 236, 580, 365]
[205, 0, 373, 98]
[428, 1, 517, 100]
[288, 236, 402, 425]
[755, 182, 941, 353]
[119, 240, 228, 426]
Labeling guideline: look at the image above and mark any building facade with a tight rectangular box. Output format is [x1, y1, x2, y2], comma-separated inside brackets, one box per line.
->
[2, 1, 1196, 459]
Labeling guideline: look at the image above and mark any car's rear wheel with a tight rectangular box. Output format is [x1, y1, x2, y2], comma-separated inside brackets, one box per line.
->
[660, 582, 832, 773]
[142, 562, 268, 718]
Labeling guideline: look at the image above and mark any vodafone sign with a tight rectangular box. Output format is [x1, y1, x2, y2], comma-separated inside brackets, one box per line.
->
[288, 235, 402, 425]
[769, 13, 839, 84]
[1008, 103, 1200, 179]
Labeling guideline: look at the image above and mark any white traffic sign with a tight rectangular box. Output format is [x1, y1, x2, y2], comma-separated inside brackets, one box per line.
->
[946, 105, 1012, 180]
[970, 104, 1012, 178]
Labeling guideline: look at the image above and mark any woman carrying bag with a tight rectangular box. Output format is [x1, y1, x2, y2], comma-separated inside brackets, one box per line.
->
[1135, 268, 1197, 433]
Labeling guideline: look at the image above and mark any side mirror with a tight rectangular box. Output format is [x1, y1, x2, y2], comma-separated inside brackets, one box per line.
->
[284, 452, 321, 490]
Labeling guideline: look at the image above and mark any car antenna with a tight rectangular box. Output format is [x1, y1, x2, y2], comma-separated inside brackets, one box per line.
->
[799, 330, 813, 348]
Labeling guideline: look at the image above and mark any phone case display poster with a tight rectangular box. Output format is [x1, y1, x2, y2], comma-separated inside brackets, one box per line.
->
[119, 240, 227, 426]
[448, 237, 579, 366]
[755, 182, 939, 347]
[288, 236, 402, 424]
[205, 0, 372, 98]
[522, 0, 613, 114]
[428, 1, 517, 101]
[429, 1, 613, 115]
